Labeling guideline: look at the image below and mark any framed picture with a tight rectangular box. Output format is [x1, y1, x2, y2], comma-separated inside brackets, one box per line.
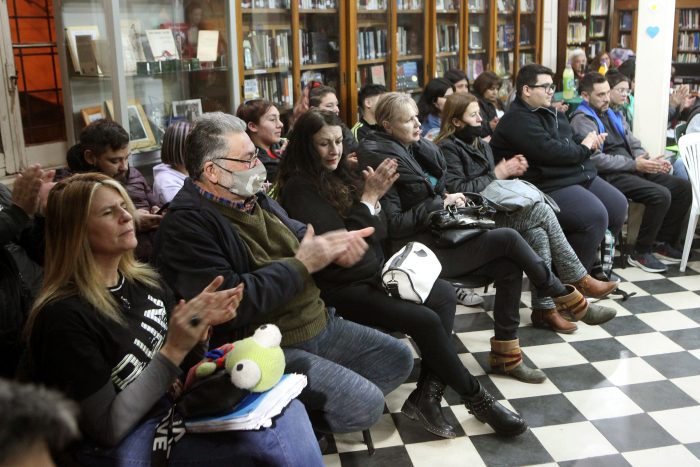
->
[172, 98, 203, 122]
[105, 99, 156, 150]
[80, 105, 106, 126]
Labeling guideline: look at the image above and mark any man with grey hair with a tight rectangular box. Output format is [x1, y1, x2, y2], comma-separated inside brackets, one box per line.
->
[153, 112, 413, 435]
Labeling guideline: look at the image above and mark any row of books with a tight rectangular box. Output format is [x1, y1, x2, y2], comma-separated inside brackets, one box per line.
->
[677, 53, 700, 64]
[299, 30, 336, 64]
[520, 0, 536, 14]
[241, 0, 291, 8]
[567, 0, 587, 16]
[588, 40, 606, 59]
[496, 0, 515, 14]
[589, 18, 606, 38]
[358, 0, 387, 10]
[243, 74, 294, 107]
[590, 0, 609, 16]
[242, 30, 292, 70]
[437, 23, 459, 53]
[436, 56, 459, 77]
[519, 23, 534, 46]
[357, 64, 386, 87]
[466, 57, 484, 81]
[397, 0, 423, 10]
[519, 51, 535, 67]
[397, 26, 420, 56]
[469, 25, 483, 50]
[496, 22, 515, 49]
[679, 9, 700, 30]
[436, 0, 459, 10]
[678, 32, 700, 52]
[495, 51, 514, 77]
[298, 0, 337, 8]
[567, 23, 587, 44]
[468, 0, 486, 12]
[357, 28, 388, 60]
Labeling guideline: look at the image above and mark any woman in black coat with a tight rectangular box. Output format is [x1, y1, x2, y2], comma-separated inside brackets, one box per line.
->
[276, 109, 528, 438]
[436, 93, 618, 333]
[357, 92, 591, 384]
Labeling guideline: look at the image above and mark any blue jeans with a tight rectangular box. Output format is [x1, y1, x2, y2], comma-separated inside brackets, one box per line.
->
[672, 157, 689, 180]
[283, 309, 414, 434]
[75, 399, 323, 466]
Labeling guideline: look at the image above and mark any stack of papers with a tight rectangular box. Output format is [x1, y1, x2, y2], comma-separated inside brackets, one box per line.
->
[185, 373, 307, 432]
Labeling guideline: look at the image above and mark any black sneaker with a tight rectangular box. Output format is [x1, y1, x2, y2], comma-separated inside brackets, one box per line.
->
[628, 252, 668, 273]
[653, 242, 683, 264]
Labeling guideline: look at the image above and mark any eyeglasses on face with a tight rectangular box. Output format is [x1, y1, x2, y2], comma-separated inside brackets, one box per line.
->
[529, 83, 557, 93]
[613, 87, 630, 96]
[215, 154, 259, 168]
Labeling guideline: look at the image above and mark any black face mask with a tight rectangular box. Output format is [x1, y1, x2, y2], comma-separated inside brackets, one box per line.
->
[454, 125, 483, 143]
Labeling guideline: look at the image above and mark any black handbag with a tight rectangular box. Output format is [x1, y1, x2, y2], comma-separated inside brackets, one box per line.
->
[177, 369, 249, 419]
[427, 193, 496, 247]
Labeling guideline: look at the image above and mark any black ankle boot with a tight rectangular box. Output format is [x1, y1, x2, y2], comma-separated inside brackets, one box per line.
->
[401, 372, 457, 439]
[463, 384, 528, 437]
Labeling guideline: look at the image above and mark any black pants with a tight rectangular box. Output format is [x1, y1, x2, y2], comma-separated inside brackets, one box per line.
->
[323, 279, 479, 396]
[548, 177, 629, 271]
[430, 227, 566, 341]
[604, 172, 692, 252]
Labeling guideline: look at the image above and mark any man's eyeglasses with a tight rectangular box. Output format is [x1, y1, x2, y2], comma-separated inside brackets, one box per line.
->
[215, 154, 258, 168]
[529, 83, 557, 94]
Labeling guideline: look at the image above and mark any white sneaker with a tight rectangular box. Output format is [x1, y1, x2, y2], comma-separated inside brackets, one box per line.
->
[456, 287, 484, 306]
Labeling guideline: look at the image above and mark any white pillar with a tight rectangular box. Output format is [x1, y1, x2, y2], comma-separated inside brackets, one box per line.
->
[632, 0, 676, 156]
[541, 0, 558, 70]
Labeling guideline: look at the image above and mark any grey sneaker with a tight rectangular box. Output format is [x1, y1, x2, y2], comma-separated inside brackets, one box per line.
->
[456, 287, 484, 306]
[628, 252, 667, 273]
[653, 242, 683, 264]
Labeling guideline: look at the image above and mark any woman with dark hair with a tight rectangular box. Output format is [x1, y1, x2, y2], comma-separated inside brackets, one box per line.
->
[25, 172, 324, 466]
[277, 109, 528, 439]
[436, 93, 618, 333]
[236, 99, 286, 182]
[444, 69, 470, 94]
[472, 71, 503, 138]
[605, 69, 634, 130]
[308, 85, 359, 161]
[358, 92, 597, 383]
[153, 121, 192, 204]
[417, 78, 454, 140]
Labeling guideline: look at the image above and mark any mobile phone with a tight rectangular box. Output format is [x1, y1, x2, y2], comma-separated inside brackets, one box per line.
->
[156, 202, 170, 215]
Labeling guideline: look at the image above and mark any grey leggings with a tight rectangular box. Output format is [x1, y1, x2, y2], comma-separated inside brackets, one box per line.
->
[496, 202, 587, 310]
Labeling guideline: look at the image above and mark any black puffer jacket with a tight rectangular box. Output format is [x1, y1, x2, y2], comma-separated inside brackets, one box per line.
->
[357, 132, 445, 242]
[489, 96, 596, 193]
[439, 135, 497, 194]
[476, 95, 499, 138]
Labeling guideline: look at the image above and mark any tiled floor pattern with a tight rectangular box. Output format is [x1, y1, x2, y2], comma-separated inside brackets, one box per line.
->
[322, 243, 700, 467]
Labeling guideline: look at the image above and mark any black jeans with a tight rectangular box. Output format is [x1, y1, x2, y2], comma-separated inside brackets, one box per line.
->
[324, 279, 479, 397]
[548, 177, 628, 271]
[604, 172, 692, 252]
[431, 228, 566, 341]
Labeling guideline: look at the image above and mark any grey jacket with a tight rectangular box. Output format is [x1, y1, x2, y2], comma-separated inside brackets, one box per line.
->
[570, 109, 646, 174]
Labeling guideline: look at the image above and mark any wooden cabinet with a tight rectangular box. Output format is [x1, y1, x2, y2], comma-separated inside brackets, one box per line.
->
[611, 0, 637, 50]
[556, 0, 612, 79]
[673, 0, 700, 65]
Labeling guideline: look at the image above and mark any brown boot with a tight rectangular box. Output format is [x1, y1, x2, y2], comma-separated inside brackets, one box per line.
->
[553, 285, 589, 321]
[573, 274, 619, 299]
[489, 337, 547, 383]
[531, 308, 578, 334]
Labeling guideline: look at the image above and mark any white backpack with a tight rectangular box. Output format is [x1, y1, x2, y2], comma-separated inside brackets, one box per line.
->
[381, 242, 442, 304]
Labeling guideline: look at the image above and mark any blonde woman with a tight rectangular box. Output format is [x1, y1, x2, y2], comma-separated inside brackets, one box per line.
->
[26, 173, 323, 466]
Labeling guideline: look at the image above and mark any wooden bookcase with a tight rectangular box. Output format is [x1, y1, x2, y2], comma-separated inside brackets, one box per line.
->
[611, 0, 638, 50]
[672, 0, 700, 65]
[556, 0, 613, 80]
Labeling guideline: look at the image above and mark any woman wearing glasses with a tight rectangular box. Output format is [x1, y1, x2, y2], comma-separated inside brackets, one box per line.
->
[436, 93, 618, 333]
[472, 71, 504, 139]
[236, 99, 287, 183]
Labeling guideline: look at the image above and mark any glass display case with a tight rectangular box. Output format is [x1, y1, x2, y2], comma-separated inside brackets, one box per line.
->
[466, 0, 490, 82]
[434, 0, 462, 77]
[57, 0, 235, 165]
[395, 0, 426, 94]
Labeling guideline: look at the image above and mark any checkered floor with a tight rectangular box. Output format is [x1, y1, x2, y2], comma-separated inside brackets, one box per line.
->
[322, 241, 700, 467]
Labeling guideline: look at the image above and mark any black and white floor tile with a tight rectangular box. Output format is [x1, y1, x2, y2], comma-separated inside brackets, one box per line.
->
[322, 242, 700, 467]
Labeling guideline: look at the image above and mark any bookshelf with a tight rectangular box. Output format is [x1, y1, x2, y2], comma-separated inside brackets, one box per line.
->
[394, 1, 430, 95]
[236, 0, 347, 117]
[673, 1, 700, 65]
[611, 0, 637, 50]
[432, 0, 464, 78]
[466, 0, 491, 82]
[556, 0, 612, 82]
[516, 0, 542, 80]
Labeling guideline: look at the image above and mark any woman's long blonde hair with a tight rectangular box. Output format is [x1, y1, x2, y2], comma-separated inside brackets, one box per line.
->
[434, 93, 478, 144]
[26, 173, 160, 337]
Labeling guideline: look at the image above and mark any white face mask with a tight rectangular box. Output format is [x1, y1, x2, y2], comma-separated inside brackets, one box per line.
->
[215, 162, 267, 198]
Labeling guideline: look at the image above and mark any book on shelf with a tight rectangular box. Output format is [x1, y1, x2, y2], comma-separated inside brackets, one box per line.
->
[65, 25, 100, 74]
[519, 51, 535, 67]
[468, 0, 485, 12]
[590, 0, 608, 16]
[567, 0, 587, 15]
[244, 78, 261, 100]
[245, 0, 291, 8]
[357, 28, 387, 61]
[397, 0, 423, 9]
[246, 73, 294, 107]
[397, 61, 419, 90]
[299, 0, 337, 8]
[437, 23, 459, 53]
[679, 9, 700, 29]
[469, 25, 483, 50]
[359, 0, 387, 9]
[467, 58, 484, 81]
[567, 23, 587, 43]
[146, 29, 180, 60]
[245, 30, 291, 69]
[678, 32, 700, 52]
[495, 52, 513, 77]
[371, 64, 386, 85]
[620, 12, 633, 30]
[75, 35, 99, 76]
[196, 30, 219, 62]
[519, 23, 533, 45]
[520, 0, 535, 13]
[588, 40, 606, 59]
[590, 18, 606, 38]
[497, 22, 515, 49]
[620, 33, 630, 48]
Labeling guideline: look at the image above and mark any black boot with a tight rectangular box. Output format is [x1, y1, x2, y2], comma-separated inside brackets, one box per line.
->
[401, 372, 457, 439]
[463, 383, 528, 437]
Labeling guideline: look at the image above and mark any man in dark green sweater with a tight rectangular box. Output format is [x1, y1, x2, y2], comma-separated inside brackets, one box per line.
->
[153, 112, 414, 436]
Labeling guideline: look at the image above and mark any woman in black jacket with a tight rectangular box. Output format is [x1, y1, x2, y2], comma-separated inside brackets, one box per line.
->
[357, 92, 592, 383]
[472, 71, 503, 139]
[277, 110, 528, 439]
[436, 93, 618, 333]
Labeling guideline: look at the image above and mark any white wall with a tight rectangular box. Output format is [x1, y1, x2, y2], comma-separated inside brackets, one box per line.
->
[633, 0, 676, 155]
[541, 0, 558, 70]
